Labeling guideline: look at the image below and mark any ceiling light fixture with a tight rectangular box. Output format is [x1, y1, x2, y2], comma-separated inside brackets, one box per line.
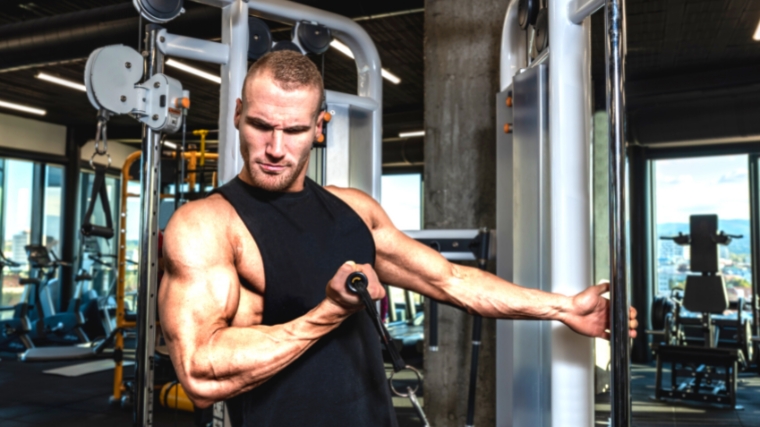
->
[398, 130, 425, 138]
[0, 99, 46, 116]
[166, 59, 222, 84]
[329, 40, 402, 84]
[754, 19, 760, 41]
[36, 72, 87, 92]
[163, 141, 178, 150]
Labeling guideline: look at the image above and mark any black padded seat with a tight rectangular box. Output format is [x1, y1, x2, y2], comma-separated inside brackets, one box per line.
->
[683, 275, 728, 314]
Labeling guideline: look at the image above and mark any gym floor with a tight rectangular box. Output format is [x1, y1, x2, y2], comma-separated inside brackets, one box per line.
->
[0, 357, 424, 427]
[595, 364, 760, 427]
[1, 356, 757, 426]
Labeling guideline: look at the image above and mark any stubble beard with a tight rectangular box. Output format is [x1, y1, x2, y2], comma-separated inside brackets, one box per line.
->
[243, 145, 311, 192]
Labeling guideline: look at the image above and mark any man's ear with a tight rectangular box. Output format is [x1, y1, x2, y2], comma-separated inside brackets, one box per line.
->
[315, 110, 326, 138]
[234, 98, 243, 130]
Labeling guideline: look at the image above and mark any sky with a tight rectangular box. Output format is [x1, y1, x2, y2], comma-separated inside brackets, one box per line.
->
[654, 154, 750, 224]
[4, 160, 33, 239]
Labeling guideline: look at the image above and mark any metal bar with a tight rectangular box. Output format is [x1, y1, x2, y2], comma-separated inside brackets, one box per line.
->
[113, 150, 141, 404]
[465, 228, 490, 427]
[749, 155, 760, 340]
[527, 47, 550, 69]
[605, 0, 630, 425]
[157, 29, 230, 64]
[570, 0, 605, 24]
[218, 0, 248, 184]
[135, 23, 164, 427]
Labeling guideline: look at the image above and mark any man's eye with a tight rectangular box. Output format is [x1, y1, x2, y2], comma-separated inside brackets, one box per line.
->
[252, 122, 272, 131]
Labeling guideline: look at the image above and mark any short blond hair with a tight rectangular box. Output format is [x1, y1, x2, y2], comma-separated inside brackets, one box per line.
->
[243, 50, 325, 114]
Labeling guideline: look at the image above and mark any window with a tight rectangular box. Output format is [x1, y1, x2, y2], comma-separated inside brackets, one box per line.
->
[1, 160, 34, 311]
[0, 159, 66, 313]
[381, 173, 423, 324]
[43, 165, 63, 256]
[653, 155, 751, 301]
[380, 174, 422, 231]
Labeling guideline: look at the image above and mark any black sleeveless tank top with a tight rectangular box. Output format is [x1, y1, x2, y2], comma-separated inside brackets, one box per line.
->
[212, 177, 397, 427]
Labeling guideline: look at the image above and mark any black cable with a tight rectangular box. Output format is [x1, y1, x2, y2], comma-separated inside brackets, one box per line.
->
[138, 15, 143, 53]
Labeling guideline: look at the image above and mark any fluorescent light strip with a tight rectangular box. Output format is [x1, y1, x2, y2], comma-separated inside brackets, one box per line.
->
[330, 40, 401, 84]
[754, 19, 760, 41]
[163, 141, 178, 150]
[381, 69, 401, 85]
[0, 99, 46, 116]
[399, 130, 425, 138]
[36, 72, 86, 92]
[166, 59, 222, 84]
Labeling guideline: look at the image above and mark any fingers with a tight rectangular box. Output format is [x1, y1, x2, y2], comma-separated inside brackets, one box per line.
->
[595, 281, 610, 294]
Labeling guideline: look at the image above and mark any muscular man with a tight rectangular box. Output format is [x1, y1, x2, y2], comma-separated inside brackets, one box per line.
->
[160, 50, 637, 426]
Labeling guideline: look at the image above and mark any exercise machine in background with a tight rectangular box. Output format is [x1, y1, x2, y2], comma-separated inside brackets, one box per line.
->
[648, 214, 756, 408]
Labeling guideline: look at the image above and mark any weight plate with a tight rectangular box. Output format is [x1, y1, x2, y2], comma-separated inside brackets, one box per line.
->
[297, 22, 332, 55]
[248, 17, 272, 60]
[534, 8, 549, 54]
[652, 297, 667, 330]
[272, 40, 303, 54]
[518, 0, 539, 30]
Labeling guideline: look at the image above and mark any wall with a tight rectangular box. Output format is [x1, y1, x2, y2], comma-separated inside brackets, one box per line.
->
[0, 112, 65, 155]
[423, 0, 506, 425]
[80, 139, 140, 170]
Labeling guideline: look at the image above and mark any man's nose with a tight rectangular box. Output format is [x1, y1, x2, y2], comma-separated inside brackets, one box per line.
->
[266, 130, 285, 158]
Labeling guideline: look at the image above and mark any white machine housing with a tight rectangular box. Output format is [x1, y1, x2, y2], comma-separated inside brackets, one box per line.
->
[85, 45, 187, 133]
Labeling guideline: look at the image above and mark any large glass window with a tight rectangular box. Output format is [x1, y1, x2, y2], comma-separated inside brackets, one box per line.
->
[43, 165, 64, 256]
[1, 160, 34, 311]
[654, 155, 751, 301]
[380, 174, 423, 231]
[381, 173, 424, 324]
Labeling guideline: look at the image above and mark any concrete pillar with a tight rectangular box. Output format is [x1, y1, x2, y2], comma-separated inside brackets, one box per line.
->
[423, 1, 507, 425]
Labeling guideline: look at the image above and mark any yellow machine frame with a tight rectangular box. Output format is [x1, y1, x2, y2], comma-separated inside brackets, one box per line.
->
[112, 149, 219, 403]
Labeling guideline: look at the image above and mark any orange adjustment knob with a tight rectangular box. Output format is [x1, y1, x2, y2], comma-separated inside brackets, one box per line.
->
[324, 112, 332, 122]
[176, 97, 191, 109]
[506, 96, 513, 108]
[317, 134, 325, 143]
[503, 123, 512, 134]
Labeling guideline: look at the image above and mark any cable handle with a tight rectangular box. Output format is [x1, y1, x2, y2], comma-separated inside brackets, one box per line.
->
[345, 271, 407, 372]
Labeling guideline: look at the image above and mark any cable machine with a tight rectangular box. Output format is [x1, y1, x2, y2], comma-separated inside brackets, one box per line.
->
[496, 0, 629, 426]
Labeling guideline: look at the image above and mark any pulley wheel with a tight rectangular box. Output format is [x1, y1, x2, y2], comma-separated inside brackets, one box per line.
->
[272, 40, 303, 54]
[297, 22, 332, 55]
[518, 0, 539, 30]
[248, 17, 272, 60]
[534, 8, 549, 54]
[133, 0, 183, 23]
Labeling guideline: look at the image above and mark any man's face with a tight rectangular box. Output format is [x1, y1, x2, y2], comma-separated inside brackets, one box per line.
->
[234, 71, 324, 192]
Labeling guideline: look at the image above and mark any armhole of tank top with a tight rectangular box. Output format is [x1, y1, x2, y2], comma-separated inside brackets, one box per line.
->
[213, 182, 269, 296]
[311, 183, 377, 266]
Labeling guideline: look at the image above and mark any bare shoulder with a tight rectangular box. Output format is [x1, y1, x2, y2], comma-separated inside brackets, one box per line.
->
[324, 186, 388, 230]
[164, 194, 239, 270]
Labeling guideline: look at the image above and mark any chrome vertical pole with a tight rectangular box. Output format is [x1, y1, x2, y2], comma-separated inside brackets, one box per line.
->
[605, 0, 630, 425]
[135, 23, 163, 427]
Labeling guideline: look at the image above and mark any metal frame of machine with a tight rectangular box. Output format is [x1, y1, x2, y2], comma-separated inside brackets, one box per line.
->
[496, 0, 628, 426]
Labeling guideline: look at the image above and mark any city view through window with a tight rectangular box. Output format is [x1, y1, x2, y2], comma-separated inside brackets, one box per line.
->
[654, 155, 752, 302]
